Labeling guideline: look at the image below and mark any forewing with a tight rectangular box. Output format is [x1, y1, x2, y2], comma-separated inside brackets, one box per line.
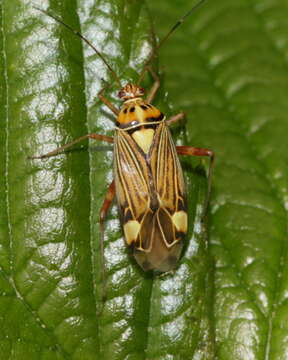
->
[150, 123, 187, 246]
[114, 129, 151, 244]
[150, 123, 186, 211]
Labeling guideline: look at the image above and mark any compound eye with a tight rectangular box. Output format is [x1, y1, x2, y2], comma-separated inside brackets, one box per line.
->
[139, 87, 145, 95]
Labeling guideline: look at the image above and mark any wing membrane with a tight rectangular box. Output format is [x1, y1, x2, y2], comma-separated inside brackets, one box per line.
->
[114, 129, 150, 222]
[150, 123, 186, 212]
[114, 122, 187, 271]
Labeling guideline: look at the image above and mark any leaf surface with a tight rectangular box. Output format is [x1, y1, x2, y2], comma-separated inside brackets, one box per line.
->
[1, 0, 287, 359]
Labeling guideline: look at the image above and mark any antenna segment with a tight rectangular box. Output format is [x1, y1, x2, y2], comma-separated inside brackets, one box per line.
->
[137, 0, 207, 85]
[34, 6, 122, 86]
[35, 1, 207, 88]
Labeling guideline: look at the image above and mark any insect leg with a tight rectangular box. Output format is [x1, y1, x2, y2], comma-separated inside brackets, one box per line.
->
[29, 133, 113, 159]
[98, 181, 115, 311]
[145, 68, 160, 103]
[98, 87, 119, 116]
[176, 146, 215, 215]
[166, 112, 185, 126]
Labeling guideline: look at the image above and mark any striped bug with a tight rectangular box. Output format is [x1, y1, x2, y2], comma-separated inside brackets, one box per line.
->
[31, 0, 214, 274]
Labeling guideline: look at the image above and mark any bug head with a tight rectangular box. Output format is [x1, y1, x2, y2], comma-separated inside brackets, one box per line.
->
[118, 84, 145, 101]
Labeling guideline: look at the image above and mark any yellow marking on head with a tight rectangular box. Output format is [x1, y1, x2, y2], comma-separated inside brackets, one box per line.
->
[172, 211, 188, 233]
[132, 128, 155, 153]
[124, 220, 141, 245]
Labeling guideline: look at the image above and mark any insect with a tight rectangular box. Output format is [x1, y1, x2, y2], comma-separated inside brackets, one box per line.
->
[31, 0, 214, 274]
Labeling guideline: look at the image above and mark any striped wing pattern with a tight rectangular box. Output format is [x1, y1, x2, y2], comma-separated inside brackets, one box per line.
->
[114, 122, 187, 271]
[114, 128, 152, 225]
[150, 123, 186, 222]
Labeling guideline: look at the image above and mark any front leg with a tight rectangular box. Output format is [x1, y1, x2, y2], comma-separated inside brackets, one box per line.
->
[177, 146, 215, 216]
[98, 87, 119, 116]
[166, 112, 185, 126]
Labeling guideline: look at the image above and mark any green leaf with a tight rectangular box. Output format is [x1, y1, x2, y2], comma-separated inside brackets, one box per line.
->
[1, 0, 287, 359]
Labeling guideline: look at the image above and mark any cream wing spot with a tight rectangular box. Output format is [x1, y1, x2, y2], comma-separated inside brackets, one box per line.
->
[132, 129, 155, 153]
[172, 211, 188, 233]
[124, 220, 141, 245]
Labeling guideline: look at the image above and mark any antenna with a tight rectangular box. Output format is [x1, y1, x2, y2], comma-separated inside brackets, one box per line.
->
[34, 6, 122, 86]
[137, 0, 207, 85]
